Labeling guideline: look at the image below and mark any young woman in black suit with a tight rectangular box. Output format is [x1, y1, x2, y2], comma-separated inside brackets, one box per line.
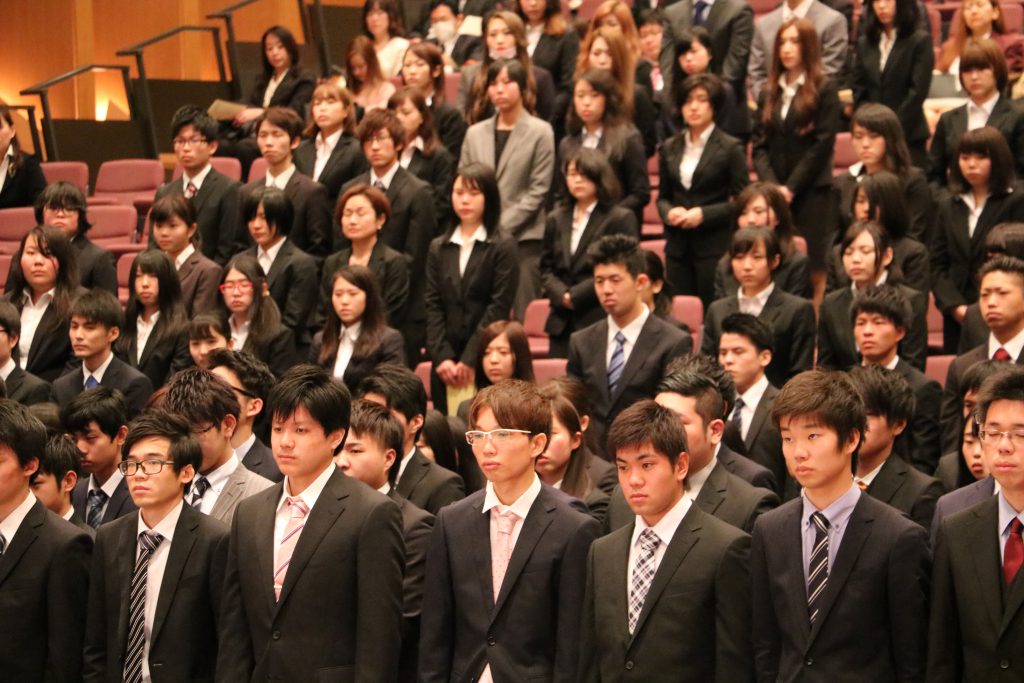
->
[4, 226, 80, 382]
[658, 72, 749, 309]
[540, 148, 637, 357]
[425, 163, 519, 414]
[932, 125, 1024, 349]
[29, 181, 117, 294]
[817, 221, 928, 370]
[835, 104, 934, 244]
[0, 105, 46, 210]
[217, 253, 296, 379]
[827, 170, 931, 293]
[852, 0, 933, 168]
[294, 81, 368, 205]
[388, 87, 457, 231]
[668, 27, 746, 141]
[400, 41, 467, 160]
[311, 264, 405, 390]
[714, 182, 812, 299]
[752, 17, 841, 305]
[455, 320, 536, 420]
[116, 250, 190, 388]
[556, 68, 649, 224]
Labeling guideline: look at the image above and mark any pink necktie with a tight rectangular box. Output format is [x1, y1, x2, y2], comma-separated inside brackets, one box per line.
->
[274, 496, 309, 601]
[185, 181, 198, 199]
[491, 509, 519, 601]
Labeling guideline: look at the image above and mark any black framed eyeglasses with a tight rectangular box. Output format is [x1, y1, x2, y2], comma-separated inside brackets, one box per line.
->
[119, 459, 175, 476]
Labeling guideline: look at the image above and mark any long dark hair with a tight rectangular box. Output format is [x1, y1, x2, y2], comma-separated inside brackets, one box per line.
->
[474, 320, 534, 389]
[387, 87, 442, 156]
[468, 11, 538, 124]
[0, 106, 26, 177]
[862, 0, 921, 43]
[258, 26, 301, 82]
[565, 68, 628, 136]
[402, 41, 447, 104]
[734, 182, 798, 259]
[841, 221, 903, 283]
[219, 253, 284, 348]
[118, 250, 187, 358]
[763, 17, 825, 132]
[318, 265, 390, 365]
[563, 147, 622, 208]
[8, 226, 78, 323]
[540, 376, 600, 484]
[454, 163, 502, 234]
[544, 393, 595, 498]
[850, 103, 914, 178]
[363, 0, 406, 38]
[858, 171, 910, 240]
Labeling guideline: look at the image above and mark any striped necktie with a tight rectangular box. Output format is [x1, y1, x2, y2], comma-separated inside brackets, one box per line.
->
[807, 511, 830, 625]
[274, 497, 309, 601]
[607, 331, 627, 395]
[123, 531, 164, 683]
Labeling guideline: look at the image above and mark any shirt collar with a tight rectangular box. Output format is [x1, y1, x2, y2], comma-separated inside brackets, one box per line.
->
[687, 123, 715, 148]
[174, 244, 196, 270]
[971, 92, 1000, 118]
[739, 373, 770, 410]
[234, 433, 257, 462]
[630, 491, 691, 548]
[279, 461, 336, 513]
[801, 481, 860, 527]
[22, 288, 55, 309]
[989, 325, 1024, 361]
[370, 162, 400, 191]
[91, 469, 125, 498]
[137, 499, 184, 542]
[778, 71, 806, 94]
[482, 474, 543, 519]
[856, 459, 886, 488]
[783, 0, 814, 19]
[0, 491, 36, 545]
[449, 224, 488, 246]
[739, 281, 775, 308]
[83, 350, 115, 384]
[685, 453, 718, 497]
[137, 311, 160, 331]
[204, 453, 240, 490]
[182, 163, 213, 191]
[230, 317, 250, 338]
[266, 163, 297, 189]
[258, 236, 287, 267]
[574, 201, 596, 225]
[850, 268, 888, 296]
[316, 129, 343, 154]
[998, 490, 1024, 537]
[377, 481, 391, 496]
[609, 304, 651, 341]
[342, 321, 363, 343]
[0, 357, 15, 382]
[848, 161, 865, 178]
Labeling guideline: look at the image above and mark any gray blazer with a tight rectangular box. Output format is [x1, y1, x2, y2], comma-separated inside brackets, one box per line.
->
[459, 112, 555, 242]
[207, 463, 273, 525]
[748, 0, 848, 100]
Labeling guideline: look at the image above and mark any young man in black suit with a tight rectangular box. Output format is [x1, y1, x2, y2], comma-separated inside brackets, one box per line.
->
[31, 433, 92, 535]
[336, 399, 435, 683]
[218, 365, 404, 681]
[751, 370, 931, 681]
[64, 387, 138, 528]
[83, 410, 229, 683]
[207, 348, 283, 482]
[942, 257, 1024, 454]
[420, 379, 600, 682]
[854, 285, 942, 474]
[153, 105, 242, 265]
[0, 399, 92, 683]
[51, 290, 153, 418]
[847, 366, 944, 531]
[567, 234, 693, 456]
[240, 106, 333, 260]
[580, 399, 753, 682]
[0, 300, 50, 405]
[719, 312, 789, 497]
[358, 364, 466, 514]
[929, 366, 1024, 680]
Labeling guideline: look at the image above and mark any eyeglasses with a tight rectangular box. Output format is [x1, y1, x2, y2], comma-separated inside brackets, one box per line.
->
[219, 281, 254, 293]
[119, 459, 175, 476]
[465, 428, 531, 446]
[172, 136, 208, 148]
[979, 428, 1024, 447]
[366, 131, 392, 144]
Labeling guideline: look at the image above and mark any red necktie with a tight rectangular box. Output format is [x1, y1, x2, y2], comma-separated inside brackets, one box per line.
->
[994, 348, 1012, 362]
[1005, 518, 1024, 586]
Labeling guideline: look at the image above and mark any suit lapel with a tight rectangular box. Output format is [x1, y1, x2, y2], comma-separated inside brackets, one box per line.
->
[611, 317, 661, 405]
[779, 504, 812, 647]
[254, 485, 280, 614]
[27, 305, 57, 362]
[744, 386, 776, 450]
[396, 450, 429, 500]
[265, 240, 291, 286]
[461, 239, 489, 294]
[694, 462, 727, 518]
[114, 516, 138, 652]
[151, 507, 200, 645]
[320, 136, 354, 182]
[105, 478, 133, 523]
[210, 467, 247, 520]
[607, 526, 633, 649]
[572, 206, 609, 266]
[496, 115, 527, 179]
[471, 497, 495, 609]
[866, 456, 905, 504]
[492, 491, 554, 618]
[589, 322, 613, 408]
[191, 170, 220, 213]
[689, 129, 720, 186]
[0, 500, 44, 587]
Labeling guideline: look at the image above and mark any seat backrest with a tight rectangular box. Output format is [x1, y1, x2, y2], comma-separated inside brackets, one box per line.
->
[640, 239, 666, 264]
[927, 6, 942, 48]
[415, 361, 432, 400]
[671, 295, 704, 346]
[0, 254, 12, 295]
[248, 157, 269, 184]
[94, 159, 165, 194]
[86, 205, 139, 245]
[0, 208, 37, 249]
[925, 354, 956, 388]
[117, 252, 136, 306]
[444, 72, 461, 107]
[41, 161, 90, 194]
[793, 236, 808, 255]
[833, 132, 858, 174]
[533, 358, 568, 385]
[523, 299, 551, 337]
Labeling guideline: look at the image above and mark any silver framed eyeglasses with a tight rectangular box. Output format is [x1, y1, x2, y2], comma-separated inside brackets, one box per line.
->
[465, 429, 531, 446]
[978, 428, 1024, 447]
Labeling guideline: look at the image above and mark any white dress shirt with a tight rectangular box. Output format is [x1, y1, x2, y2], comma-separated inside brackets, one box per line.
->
[684, 448, 719, 503]
[782, 0, 814, 20]
[735, 374, 769, 441]
[136, 311, 160, 364]
[18, 289, 54, 369]
[262, 72, 287, 108]
[526, 24, 543, 56]
[230, 317, 250, 351]
[174, 244, 196, 271]
[988, 326, 1024, 361]
[582, 127, 603, 150]
[627, 493, 692, 587]
[333, 322, 362, 379]
[181, 163, 213, 195]
[82, 350, 115, 388]
[0, 490, 36, 548]
[854, 459, 885, 490]
[370, 162, 401, 192]
[375, 37, 411, 79]
[960, 192, 988, 238]
[571, 201, 596, 254]
[273, 462, 336, 569]
[234, 433, 257, 462]
[0, 357, 16, 383]
[396, 447, 416, 485]
[399, 136, 425, 169]
[313, 130, 342, 181]
[449, 224, 488, 276]
[738, 282, 775, 317]
[265, 164, 296, 190]
[968, 92, 1000, 131]
[779, 73, 806, 120]
[194, 454, 240, 514]
[878, 29, 897, 71]
[137, 500, 184, 683]
[680, 124, 714, 190]
[88, 470, 125, 521]
[258, 236, 286, 276]
[606, 305, 651, 368]
[62, 507, 75, 522]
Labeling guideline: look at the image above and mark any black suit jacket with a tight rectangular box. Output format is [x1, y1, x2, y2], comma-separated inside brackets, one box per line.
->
[724, 382, 791, 498]
[419, 484, 600, 683]
[245, 239, 317, 344]
[450, 34, 484, 67]
[217, 467, 405, 682]
[702, 288, 816, 388]
[293, 132, 368, 204]
[309, 326, 406, 390]
[866, 454, 944, 531]
[716, 445, 780, 499]
[540, 204, 638, 339]
[0, 154, 46, 209]
[715, 250, 812, 300]
[432, 102, 468, 163]
[406, 146, 457, 233]
[118, 317, 191, 389]
[388, 488, 435, 683]
[831, 169, 934, 245]
[320, 239, 410, 327]
[928, 95, 1024, 186]
[238, 435, 282, 482]
[826, 235, 931, 294]
[4, 365, 51, 405]
[395, 448, 466, 515]
[893, 358, 943, 475]
[83, 505, 229, 683]
[241, 171, 333, 260]
[530, 30, 579, 93]
[69, 510, 96, 537]
[580, 503, 753, 683]
[751, 493, 931, 682]
[556, 127, 650, 222]
[567, 314, 694, 455]
[241, 325, 297, 380]
[661, 0, 754, 97]
[72, 475, 139, 526]
[852, 30, 933, 145]
[929, 476, 995, 548]
[940, 344, 1024, 454]
[5, 289, 80, 383]
[247, 68, 316, 118]
[72, 235, 119, 294]
[154, 168, 242, 264]
[177, 249, 222, 317]
[51, 356, 153, 418]
[0, 499, 92, 683]
[929, 495, 1024, 681]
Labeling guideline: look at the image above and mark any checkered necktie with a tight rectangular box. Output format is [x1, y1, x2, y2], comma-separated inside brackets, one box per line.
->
[807, 512, 830, 625]
[123, 531, 164, 683]
[628, 528, 661, 634]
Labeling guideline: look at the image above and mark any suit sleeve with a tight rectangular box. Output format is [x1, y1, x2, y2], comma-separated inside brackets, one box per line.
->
[577, 545, 600, 683]
[887, 522, 931, 682]
[458, 239, 520, 365]
[216, 514, 255, 681]
[208, 528, 230, 634]
[750, 519, 781, 683]
[192, 264, 223, 316]
[405, 184, 439, 268]
[750, 97, 778, 184]
[820, 14, 850, 81]
[402, 512, 436, 618]
[82, 531, 107, 683]
[910, 479, 944, 533]
[930, 200, 968, 312]
[748, 25, 769, 103]
[554, 516, 601, 683]
[702, 141, 752, 230]
[657, 140, 678, 224]
[217, 183, 243, 265]
[909, 379, 943, 476]
[380, 329, 407, 368]
[899, 238, 931, 293]
[426, 471, 467, 513]
[925, 520, 960, 683]
[418, 510, 457, 683]
[928, 114, 951, 187]
[500, 124, 556, 238]
[721, 5, 755, 86]
[355, 498, 405, 683]
[715, 532, 755, 683]
[48, 530, 92, 683]
[618, 131, 651, 215]
[851, 39, 870, 106]
[897, 35, 934, 147]
[745, 490, 780, 534]
[540, 213, 571, 304]
[816, 304, 839, 370]
[124, 374, 154, 418]
[279, 256, 318, 334]
[382, 254, 411, 327]
[303, 183, 334, 261]
[700, 303, 721, 357]
[788, 302, 817, 378]
[424, 242, 456, 363]
[91, 251, 119, 296]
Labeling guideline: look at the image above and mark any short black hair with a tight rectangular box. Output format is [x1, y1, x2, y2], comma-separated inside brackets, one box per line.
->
[164, 367, 241, 427]
[170, 104, 219, 142]
[241, 186, 294, 238]
[772, 370, 866, 471]
[849, 284, 912, 330]
[38, 433, 82, 482]
[35, 181, 92, 235]
[847, 365, 915, 426]
[975, 365, 1024, 424]
[588, 234, 645, 279]
[61, 387, 130, 440]
[0, 399, 47, 468]
[71, 289, 124, 331]
[719, 313, 774, 354]
[729, 226, 781, 264]
[675, 72, 726, 115]
[188, 313, 231, 342]
[637, 7, 665, 25]
[665, 353, 737, 416]
[979, 255, 1024, 289]
[356, 364, 428, 427]
[122, 410, 202, 474]
[0, 300, 21, 339]
[206, 349, 276, 403]
[267, 365, 352, 435]
[607, 399, 687, 466]
[657, 368, 727, 423]
[350, 399, 405, 485]
[962, 359, 1016, 399]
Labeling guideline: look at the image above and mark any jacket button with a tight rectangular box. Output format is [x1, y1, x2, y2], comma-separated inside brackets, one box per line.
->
[625, 661, 634, 670]
[1001, 659, 1010, 670]
[805, 658, 814, 666]
[487, 636, 496, 646]
[272, 630, 281, 640]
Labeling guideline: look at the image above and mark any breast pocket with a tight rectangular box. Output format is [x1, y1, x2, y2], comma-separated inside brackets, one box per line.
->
[316, 664, 354, 683]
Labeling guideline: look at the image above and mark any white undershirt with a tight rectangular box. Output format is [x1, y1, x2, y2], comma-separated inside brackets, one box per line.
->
[18, 289, 54, 369]
[137, 500, 184, 683]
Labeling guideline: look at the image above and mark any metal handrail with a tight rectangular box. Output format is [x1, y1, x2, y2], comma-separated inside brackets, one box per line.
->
[117, 26, 228, 157]
[20, 64, 135, 161]
[6, 105, 42, 161]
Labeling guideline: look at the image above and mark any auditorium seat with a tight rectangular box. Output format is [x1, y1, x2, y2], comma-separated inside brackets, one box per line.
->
[533, 357, 567, 385]
[248, 157, 269, 184]
[927, 293, 944, 353]
[92, 159, 165, 206]
[116, 252, 136, 306]
[41, 161, 89, 194]
[640, 239, 666, 264]
[833, 132, 857, 176]
[415, 360, 432, 403]
[793, 235, 808, 255]
[523, 298, 551, 358]
[671, 295, 704, 347]
[445, 73, 461, 106]
[925, 354, 956, 388]
[172, 157, 242, 182]
[0, 208, 36, 253]
[647, 155, 658, 190]
[87, 205, 144, 257]
[0, 254, 12, 294]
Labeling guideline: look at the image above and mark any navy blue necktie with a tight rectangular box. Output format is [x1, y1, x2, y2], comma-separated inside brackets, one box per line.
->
[694, 0, 709, 26]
